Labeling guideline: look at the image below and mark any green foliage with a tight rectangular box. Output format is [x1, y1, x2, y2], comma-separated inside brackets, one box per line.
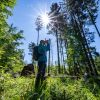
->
[43, 78, 100, 100]
[1, 72, 100, 100]
[23, 77, 100, 100]
[0, 0, 16, 29]
[56, 0, 100, 75]
[0, 24, 24, 71]
[95, 56, 100, 73]
[0, 72, 34, 100]
[0, 0, 24, 72]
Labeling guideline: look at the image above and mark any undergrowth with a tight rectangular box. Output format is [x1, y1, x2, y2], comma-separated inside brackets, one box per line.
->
[0, 73, 100, 100]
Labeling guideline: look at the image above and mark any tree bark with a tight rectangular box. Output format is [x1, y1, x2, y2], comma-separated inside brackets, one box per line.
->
[37, 30, 39, 45]
[56, 29, 61, 73]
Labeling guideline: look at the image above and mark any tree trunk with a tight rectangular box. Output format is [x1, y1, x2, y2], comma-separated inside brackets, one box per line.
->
[62, 45, 66, 73]
[37, 30, 39, 45]
[59, 34, 64, 73]
[72, 14, 94, 75]
[77, 15, 98, 76]
[56, 29, 61, 73]
[48, 46, 50, 74]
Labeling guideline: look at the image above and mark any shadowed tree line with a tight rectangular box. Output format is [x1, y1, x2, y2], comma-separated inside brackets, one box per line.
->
[47, 0, 100, 76]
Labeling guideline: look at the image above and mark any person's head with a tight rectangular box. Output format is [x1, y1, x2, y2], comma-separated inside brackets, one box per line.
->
[40, 40, 45, 45]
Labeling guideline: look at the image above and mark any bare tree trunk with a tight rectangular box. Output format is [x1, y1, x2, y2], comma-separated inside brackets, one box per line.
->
[50, 43, 54, 74]
[59, 34, 64, 73]
[37, 30, 39, 45]
[62, 45, 66, 73]
[60, 39, 66, 74]
[56, 29, 61, 73]
[48, 46, 50, 74]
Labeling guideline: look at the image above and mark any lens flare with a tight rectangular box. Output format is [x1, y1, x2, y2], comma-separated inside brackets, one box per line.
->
[41, 13, 50, 26]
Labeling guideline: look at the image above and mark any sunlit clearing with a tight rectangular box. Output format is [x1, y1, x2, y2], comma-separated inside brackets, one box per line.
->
[41, 13, 50, 26]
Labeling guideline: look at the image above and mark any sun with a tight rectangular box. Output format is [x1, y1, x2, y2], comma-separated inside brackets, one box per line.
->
[41, 13, 50, 26]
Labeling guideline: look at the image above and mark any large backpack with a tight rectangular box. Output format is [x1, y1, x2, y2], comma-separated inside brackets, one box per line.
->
[33, 46, 39, 61]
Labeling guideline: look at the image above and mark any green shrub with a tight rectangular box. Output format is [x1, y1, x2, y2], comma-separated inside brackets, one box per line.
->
[0, 73, 34, 100]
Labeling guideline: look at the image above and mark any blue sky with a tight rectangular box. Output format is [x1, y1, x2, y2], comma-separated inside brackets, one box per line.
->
[8, 0, 100, 64]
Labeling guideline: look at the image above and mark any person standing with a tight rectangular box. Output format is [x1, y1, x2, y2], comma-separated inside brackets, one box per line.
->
[35, 39, 50, 88]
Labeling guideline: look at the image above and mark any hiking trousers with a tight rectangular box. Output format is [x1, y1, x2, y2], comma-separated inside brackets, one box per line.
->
[35, 61, 46, 88]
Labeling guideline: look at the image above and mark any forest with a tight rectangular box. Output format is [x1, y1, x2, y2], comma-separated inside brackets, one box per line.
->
[0, 0, 100, 100]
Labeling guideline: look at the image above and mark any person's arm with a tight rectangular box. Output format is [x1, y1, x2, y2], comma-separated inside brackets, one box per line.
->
[45, 40, 50, 51]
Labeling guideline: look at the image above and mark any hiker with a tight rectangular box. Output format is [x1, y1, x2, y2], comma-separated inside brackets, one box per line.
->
[35, 39, 50, 88]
